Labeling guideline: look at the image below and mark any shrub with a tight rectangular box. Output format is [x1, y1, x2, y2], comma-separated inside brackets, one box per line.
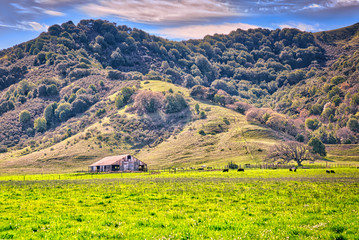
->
[198, 130, 206, 135]
[0, 146, 7, 153]
[0, 101, 15, 116]
[43, 102, 58, 124]
[96, 108, 106, 116]
[18, 80, 32, 96]
[71, 99, 88, 115]
[163, 93, 188, 113]
[296, 134, 304, 142]
[228, 161, 239, 169]
[68, 69, 90, 80]
[351, 93, 359, 105]
[55, 103, 72, 122]
[233, 102, 253, 114]
[305, 118, 320, 131]
[19, 110, 31, 125]
[308, 137, 326, 156]
[34, 117, 47, 132]
[88, 84, 97, 93]
[47, 84, 58, 96]
[200, 111, 206, 119]
[330, 76, 345, 85]
[347, 118, 359, 132]
[108, 70, 125, 80]
[195, 103, 200, 113]
[115, 87, 135, 109]
[336, 127, 355, 143]
[309, 104, 323, 115]
[132, 90, 164, 114]
[68, 93, 76, 103]
[327, 86, 342, 99]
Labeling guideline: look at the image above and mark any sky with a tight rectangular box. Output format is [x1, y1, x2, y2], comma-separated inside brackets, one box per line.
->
[1, 0, 359, 50]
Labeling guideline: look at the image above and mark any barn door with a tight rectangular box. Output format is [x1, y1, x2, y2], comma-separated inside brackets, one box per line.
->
[123, 162, 129, 171]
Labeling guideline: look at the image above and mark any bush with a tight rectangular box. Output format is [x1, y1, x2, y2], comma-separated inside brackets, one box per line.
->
[330, 76, 345, 85]
[132, 90, 164, 114]
[163, 93, 188, 113]
[308, 137, 326, 156]
[55, 103, 72, 122]
[228, 161, 239, 169]
[327, 86, 342, 99]
[198, 130, 206, 136]
[0, 101, 15, 116]
[233, 102, 253, 114]
[305, 118, 320, 131]
[88, 84, 97, 93]
[351, 93, 359, 105]
[43, 102, 58, 124]
[115, 87, 135, 109]
[0, 146, 7, 153]
[34, 117, 47, 132]
[195, 103, 200, 113]
[296, 134, 304, 142]
[68, 69, 90, 80]
[96, 108, 106, 117]
[309, 104, 323, 115]
[19, 110, 31, 125]
[47, 84, 58, 96]
[200, 111, 206, 119]
[71, 99, 88, 115]
[108, 70, 125, 80]
[347, 118, 359, 132]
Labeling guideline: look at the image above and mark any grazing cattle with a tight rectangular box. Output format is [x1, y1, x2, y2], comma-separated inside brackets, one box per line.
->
[289, 168, 292, 171]
[238, 168, 244, 172]
[289, 167, 297, 172]
[223, 169, 229, 172]
[330, 170, 335, 173]
[326, 170, 331, 173]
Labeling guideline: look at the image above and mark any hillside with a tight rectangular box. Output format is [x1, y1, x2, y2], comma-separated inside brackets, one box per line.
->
[0, 20, 359, 173]
[0, 80, 289, 174]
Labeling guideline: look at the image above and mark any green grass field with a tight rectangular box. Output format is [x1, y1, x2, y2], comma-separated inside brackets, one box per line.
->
[1, 169, 358, 239]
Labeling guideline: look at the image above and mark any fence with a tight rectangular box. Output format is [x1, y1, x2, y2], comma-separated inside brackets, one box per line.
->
[148, 162, 359, 173]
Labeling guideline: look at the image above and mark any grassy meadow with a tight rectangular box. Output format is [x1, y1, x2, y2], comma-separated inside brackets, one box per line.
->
[0, 168, 358, 239]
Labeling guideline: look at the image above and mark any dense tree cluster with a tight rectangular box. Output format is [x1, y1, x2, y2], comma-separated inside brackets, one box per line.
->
[129, 90, 188, 115]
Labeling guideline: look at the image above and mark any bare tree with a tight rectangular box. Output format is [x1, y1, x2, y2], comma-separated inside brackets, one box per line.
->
[265, 141, 315, 166]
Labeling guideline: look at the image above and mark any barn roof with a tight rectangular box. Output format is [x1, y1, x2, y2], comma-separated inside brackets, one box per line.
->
[89, 155, 129, 167]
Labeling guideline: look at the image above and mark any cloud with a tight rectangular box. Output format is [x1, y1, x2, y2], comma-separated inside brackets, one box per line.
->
[34, 0, 77, 4]
[0, 21, 48, 31]
[329, 0, 359, 6]
[80, 0, 239, 24]
[278, 22, 322, 32]
[43, 9, 65, 16]
[155, 22, 260, 40]
[27, 22, 48, 31]
[301, 3, 325, 10]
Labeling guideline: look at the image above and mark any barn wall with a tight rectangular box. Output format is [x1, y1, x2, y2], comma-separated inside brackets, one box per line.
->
[89, 155, 147, 172]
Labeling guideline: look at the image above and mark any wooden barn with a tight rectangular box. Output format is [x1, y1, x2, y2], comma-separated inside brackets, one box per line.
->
[89, 155, 147, 172]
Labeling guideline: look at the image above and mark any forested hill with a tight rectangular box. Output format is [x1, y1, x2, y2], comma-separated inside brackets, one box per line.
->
[0, 19, 359, 152]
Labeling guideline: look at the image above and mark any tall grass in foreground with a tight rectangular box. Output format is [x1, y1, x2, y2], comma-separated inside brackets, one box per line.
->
[0, 169, 358, 239]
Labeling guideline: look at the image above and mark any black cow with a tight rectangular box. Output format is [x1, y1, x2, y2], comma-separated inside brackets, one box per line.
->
[330, 170, 335, 173]
[238, 168, 244, 172]
[223, 169, 229, 172]
[326, 170, 331, 173]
